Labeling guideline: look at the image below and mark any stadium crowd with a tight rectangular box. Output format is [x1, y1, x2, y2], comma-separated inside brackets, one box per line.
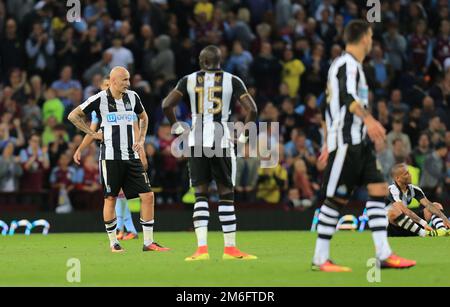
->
[0, 0, 448, 211]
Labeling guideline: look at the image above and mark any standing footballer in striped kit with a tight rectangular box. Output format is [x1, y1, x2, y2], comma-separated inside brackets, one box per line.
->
[162, 45, 258, 261]
[312, 20, 416, 272]
[68, 67, 169, 253]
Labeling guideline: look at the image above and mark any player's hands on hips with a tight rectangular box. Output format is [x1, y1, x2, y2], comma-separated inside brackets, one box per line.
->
[318, 144, 329, 164]
[92, 130, 103, 142]
[138, 147, 148, 171]
[364, 115, 386, 143]
[73, 149, 81, 165]
[133, 140, 144, 153]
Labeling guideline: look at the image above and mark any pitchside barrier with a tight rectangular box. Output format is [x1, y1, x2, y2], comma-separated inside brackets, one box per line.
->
[0, 219, 50, 235]
[2, 207, 448, 234]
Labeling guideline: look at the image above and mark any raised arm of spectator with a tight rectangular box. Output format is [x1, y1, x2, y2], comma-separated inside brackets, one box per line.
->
[13, 118, 25, 147]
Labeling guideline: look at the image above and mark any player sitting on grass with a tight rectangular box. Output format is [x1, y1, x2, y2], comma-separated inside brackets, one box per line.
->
[386, 163, 450, 237]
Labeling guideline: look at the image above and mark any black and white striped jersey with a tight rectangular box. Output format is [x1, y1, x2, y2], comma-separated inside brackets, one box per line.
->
[174, 69, 249, 148]
[324, 52, 369, 152]
[386, 182, 426, 207]
[80, 88, 144, 160]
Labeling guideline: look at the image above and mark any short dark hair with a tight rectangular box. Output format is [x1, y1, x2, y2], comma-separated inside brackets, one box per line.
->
[391, 163, 406, 178]
[199, 45, 221, 70]
[344, 20, 371, 44]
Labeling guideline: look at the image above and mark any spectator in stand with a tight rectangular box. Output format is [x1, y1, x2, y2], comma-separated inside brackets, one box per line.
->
[387, 119, 412, 156]
[235, 143, 259, 202]
[25, 21, 55, 81]
[382, 20, 407, 75]
[50, 153, 77, 213]
[82, 50, 113, 84]
[42, 88, 65, 123]
[251, 42, 282, 99]
[425, 115, 446, 146]
[408, 19, 431, 75]
[83, 74, 103, 100]
[289, 158, 318, 210]
[404, 106, 422, 148]
[19, 133, 49, 192]
[428, 70, 450, 110]
[55, 26, 79, 73]
[392, 138, 408, 164]
[194, 0, 214, 22]
[288, 130, 316, 172]
[302, 94, 320, 128]
[256, 159, 288, 204]
[47, 124, 69, 169]
[279, 97, 301, 142]
[303, 43, 327, 97]
[79, 25, 103, 72]
[375, 139, 395, 182]
[420, 142, 448, 201]
[22, 95, 43, 133]
[73, 154, 102, 210]
[412, 133, 431, 172]
[225, 40, 253, 83]
[8, 68, 29, 105]
[232, 8, 255, 51]
[106, 35, 134, 72]
[157, 123, 179, 203]
[281, 47, 305, 98]
[151, 34, 175, 83]
[0, 142, 22, 192]
[0, 115, 24, 152]
[51, 66, 82, 108]
[388, 89, 409, 114]
[376, 99, 392, 130]
[1, 19, 25, 80]
[29, 75, 46, 107]
[368, 45, 394, 98]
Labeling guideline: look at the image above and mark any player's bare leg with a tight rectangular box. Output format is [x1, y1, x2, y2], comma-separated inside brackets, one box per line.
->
[312, 197, 352, 272]
[367, 183, 415, 269]
[423, 202, 448, 236]
[217, 184, 257, 260]
[186, 184, 210, 261]
[140, 191, 170, 252]
[104, 196, 124, 253]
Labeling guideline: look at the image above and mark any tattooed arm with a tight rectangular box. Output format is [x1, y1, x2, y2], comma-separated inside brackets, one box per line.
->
[420, 198, 450, 228]
[68, 107, 103, 140]
[132, 111, 148, 153]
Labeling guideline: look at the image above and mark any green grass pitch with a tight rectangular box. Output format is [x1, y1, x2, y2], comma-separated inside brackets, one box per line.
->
[1, 231, 449, 286]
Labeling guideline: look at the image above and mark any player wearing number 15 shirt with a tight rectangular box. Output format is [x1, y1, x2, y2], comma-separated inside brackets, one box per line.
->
[162, 45, 258, 261]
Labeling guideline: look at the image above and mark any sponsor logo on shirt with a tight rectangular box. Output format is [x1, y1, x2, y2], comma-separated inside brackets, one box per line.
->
[106, 112, 137, 123]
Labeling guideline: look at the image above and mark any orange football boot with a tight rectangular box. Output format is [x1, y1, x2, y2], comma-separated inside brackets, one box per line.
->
[223, 246, 257, 260]
[379, 254, 416, 269]
[142, 242, 170, 252]
[123, 232, 138, 240]
[312, 260, 352, 272]
[185, 246, 210, 261]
